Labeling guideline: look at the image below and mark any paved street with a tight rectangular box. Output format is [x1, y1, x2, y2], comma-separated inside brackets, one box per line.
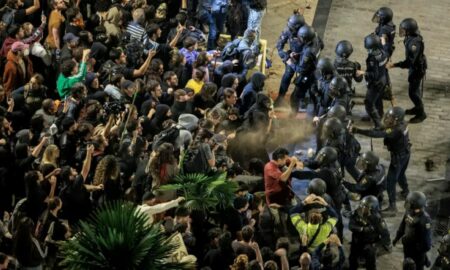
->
[261, 0, 450, 268]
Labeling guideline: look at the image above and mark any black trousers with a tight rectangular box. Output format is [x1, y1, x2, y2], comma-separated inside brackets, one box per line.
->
[349, 241, 377, 270]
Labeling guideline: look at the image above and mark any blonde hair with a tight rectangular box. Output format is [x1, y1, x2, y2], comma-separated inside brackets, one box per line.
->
[230, 254, 248, 270]
[41, 144, 59, 167]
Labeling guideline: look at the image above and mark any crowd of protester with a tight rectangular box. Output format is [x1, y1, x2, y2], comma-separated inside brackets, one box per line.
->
[0, 0, 445, 269]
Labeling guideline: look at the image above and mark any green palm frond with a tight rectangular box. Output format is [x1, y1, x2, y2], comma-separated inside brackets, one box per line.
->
[60, 201, 195, 270]
[160, 172, 237, 215]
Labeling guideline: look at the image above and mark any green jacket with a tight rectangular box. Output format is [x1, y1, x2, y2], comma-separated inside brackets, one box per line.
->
[290, 203, 338, 252]
[57, 62, 87, 98]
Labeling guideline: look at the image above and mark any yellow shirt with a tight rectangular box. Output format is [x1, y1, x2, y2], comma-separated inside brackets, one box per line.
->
[46, 10, 65, 49]
[185, 79, 204, 94]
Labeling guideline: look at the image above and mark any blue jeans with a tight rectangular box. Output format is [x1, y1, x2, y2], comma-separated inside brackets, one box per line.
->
[200, 11, 226, 50]
[247, 8, 265, 39]
[278, 64, 295, 97]
[386, 151, 410, 206]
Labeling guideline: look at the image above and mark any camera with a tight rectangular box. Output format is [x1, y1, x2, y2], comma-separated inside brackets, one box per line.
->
[103, 101, 125, 115]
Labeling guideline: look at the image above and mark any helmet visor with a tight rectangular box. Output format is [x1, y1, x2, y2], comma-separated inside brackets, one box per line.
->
[372, 13, 380, 23]
[355, 156, 366, 171]
[399, 27, 406, 37]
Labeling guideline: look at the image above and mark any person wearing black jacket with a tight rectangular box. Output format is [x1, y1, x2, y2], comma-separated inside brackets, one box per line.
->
[351, 107, 410, 216]
[387, 18, 427, 123]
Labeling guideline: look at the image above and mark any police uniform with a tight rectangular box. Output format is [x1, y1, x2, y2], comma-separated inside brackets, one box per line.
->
[349, 210, 391, 270]
[393, 33, 427, 119]
[394, 211, 432, 270]
[375, 22, 396, 58]
[315, 77, 333, 116]
[353, 124, 410, 209]
[276, 27, 303, 99]
[364, 48, 388, 128]
[344, 164, 385, 203]
[290, 35, 322, 112]
[334, 57, 363, 91]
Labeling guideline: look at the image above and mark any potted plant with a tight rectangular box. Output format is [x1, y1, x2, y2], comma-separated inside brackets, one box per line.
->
[60, 201, 194, 270]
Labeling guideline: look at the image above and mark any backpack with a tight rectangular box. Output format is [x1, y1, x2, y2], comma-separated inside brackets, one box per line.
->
[182, 145, 210, 174]
[99, 60, 122, 84]
[221, 38, 242, 60]
[1, 7, 16, 27]
[152, 126, 180, 151]
[7, 198, 27, 234]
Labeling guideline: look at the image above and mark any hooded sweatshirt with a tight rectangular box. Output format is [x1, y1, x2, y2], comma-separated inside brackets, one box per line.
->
[240, 72, 265, 115]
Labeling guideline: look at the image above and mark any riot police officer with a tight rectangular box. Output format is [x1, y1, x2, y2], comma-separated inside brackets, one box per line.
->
[307, 178, 335, 207]
[372, 7, 396, 58]
[349, 195, 391, 270]
[292, 146, 346, 239]
[290, 25, 323, 113]
[314, 57, 336, 116]
[351, 107, 410, 216]
[433, 234, 450, 270]
[329, 75, 353, 114]
[393, 191, 432, 270]
[343, 151, 386, 203]
[387, 18, 428, 123]
[334, 40, 364, 94]
[360, 33, 388, 129]
[275, 13, 306, 105]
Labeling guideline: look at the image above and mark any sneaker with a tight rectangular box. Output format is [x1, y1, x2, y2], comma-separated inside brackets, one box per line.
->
[409, 113, 427, 124]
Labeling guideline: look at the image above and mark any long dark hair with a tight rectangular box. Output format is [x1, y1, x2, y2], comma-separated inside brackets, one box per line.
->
[13, 217, 36, 265]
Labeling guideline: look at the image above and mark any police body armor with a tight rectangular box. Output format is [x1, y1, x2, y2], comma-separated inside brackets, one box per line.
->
[334, 57, 362, 89]
[325, 163, 346, 208]
[403, 212, 431, 252]
[404, 34, 427, 76]
[349, 212, 381, 244]
[365, 50, 388, 89]
[276, 27, 303, 67]
[384, 124, 410, 154]
[358, 164, 386, 198]
[375, 22, 396, 57]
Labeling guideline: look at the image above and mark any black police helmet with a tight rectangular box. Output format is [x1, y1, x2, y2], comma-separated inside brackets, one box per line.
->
[322, 118, 343, 139]
[329, 76, 348, 97]
[360, 195, 380, 211]
[287, 14, 305, 32]
[383, 106, 405, 127]
[360, 151, 380, 171]
[317, 57, 335, 76]
[335, 40, 353, 58]
[327, 104, 347, 122]
[297, 25, 315, 43]
[364, 34, 382, 50]
[405, 191, 427, 210]
[372, 7, 393, 24]
[314, 146, 338, 166]
[308, 178, 327, 196]
[400, 18, 419, 36]
[438, 234, 450, 256]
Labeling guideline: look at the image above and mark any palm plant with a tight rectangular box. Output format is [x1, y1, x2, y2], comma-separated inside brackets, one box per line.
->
[158, 173, 238, 215]
[60, 201, 194, 270]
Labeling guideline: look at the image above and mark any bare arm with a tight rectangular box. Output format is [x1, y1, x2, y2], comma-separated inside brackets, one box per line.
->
[280, 157, 297, 182]
[133, 50, 156, 77]
[52, 27, 61, 50]
[25, 0, 40, 15]
[81, 145, 94, 182]
[168, 26, 184, 48]
[31, 137, 48, 158]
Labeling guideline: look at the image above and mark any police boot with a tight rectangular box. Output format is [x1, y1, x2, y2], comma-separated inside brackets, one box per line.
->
[409, 108, 427, 124]
[405, 107, 418, 115]
[381, 204, 398, 217]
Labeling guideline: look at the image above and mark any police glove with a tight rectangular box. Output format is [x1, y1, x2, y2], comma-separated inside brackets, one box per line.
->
[279, 51, 288, 62]
[363, 225, 374, 233]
